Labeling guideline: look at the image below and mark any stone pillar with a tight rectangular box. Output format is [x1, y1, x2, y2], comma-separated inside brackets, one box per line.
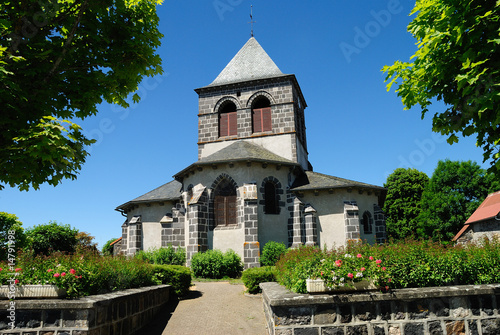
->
[373, 204, 387, 244]
[186, 185, 208, 266]
[121, 221, 128, 256]
[291, 197, 305, 248]
[162, 203, 186, 249]
[241, 184, 259, 269]
[304, 205, 317, 246]
[128, 222, 142, 256]
[344, 201, 360, 243]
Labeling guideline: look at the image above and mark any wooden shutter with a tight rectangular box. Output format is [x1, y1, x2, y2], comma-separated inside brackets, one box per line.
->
[220, 112, 237, 137]
[252, 107, 272, 133]
[215, 195, 237, 226]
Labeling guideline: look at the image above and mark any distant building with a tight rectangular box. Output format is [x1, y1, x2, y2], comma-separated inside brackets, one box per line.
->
[453, 191, 500, 244]
[109, 237, 123, 256]
[115, 37, 387, 268]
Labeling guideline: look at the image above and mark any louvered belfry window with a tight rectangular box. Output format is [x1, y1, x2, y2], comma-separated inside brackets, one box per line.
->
[219, 101, 237, 137]
[252, 97, 271, 133]
[252, 107, 272, 133]
[214, 179, 237, 226]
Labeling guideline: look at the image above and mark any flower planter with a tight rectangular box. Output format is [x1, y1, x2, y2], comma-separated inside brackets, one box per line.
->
[0, 285, 66, 299]
[306, 279, 377, 293]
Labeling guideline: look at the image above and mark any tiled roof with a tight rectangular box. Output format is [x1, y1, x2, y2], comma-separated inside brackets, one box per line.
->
[115, 180, 182, 210]
[207, 37, 286, 87]
[174, 141, 299, 179]
[465, 191, 500, 224]
[291, 171, 386, 192]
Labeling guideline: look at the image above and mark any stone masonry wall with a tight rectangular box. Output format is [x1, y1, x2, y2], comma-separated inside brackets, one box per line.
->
[0, 285, 170, 335]
[260, 282, 500, 335]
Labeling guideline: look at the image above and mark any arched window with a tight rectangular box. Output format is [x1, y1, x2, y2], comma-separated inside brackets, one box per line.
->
[252, 97, 271, 133]
[219, 101, 237, 137]
[214, 178, 237, 226]
[362, 211, 373, 234]
[264, 181, 279, 214]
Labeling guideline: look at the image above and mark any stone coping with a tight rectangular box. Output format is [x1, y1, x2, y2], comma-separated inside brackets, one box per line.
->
[260, 282, 500, 306]
[0, 285, 169, 309]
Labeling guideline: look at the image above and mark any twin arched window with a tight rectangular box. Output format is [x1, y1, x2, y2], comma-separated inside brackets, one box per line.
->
[218, 96, 272, 138]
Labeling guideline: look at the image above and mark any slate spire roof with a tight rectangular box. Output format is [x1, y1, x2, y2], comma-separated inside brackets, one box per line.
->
[208, 37, 286, 87]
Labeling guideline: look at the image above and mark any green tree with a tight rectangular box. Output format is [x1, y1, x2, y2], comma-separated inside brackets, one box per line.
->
[0, 0, 163, 191]
[26, 221, 79, 255]
[383, 168, 429, 240]
[417, 160, 500, 240]
[0, 212, 26, 260]
[102, 237, 120, 256]
[383, 1, 500, 174]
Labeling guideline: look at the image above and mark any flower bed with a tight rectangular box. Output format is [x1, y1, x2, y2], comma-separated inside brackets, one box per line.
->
[0, 250, 157, 298]
[275, 238, 500, 294]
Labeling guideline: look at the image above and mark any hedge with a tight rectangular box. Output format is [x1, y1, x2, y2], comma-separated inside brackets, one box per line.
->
[152, 264, 192, 296]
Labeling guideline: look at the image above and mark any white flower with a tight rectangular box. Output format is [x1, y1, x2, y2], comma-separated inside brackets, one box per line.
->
[339, 282, 345, 287]
[340, 277, 345, 282]
[344, 254, 352, 258]
[356, 272, 363, 278]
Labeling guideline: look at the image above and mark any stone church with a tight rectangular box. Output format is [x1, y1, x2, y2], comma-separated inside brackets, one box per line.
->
[116, 37, 387, 268]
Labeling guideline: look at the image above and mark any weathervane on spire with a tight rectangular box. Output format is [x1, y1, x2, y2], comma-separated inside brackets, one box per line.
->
[248, 5, 256, 37]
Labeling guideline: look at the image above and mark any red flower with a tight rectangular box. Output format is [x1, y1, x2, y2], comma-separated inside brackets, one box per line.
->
[61, 272, 66, 277]
[335, 260, 342, 267]
[0, 268, 3, 271]
[357, 254, 362, 258]
[376, 259, 382, 264]
[388, 278, 392, 282]
[69, 269, 76, 275]
[14, 279, 19, 284]
[320, 271, 324, 276]
[15, 268, 21, 272]
[360, 267, 366, 271]
[47, 269, 53, 272]
[369, 256, 374, 260]
[347, 273, 354, 279]
[382, 267, 386, 271]
[54, 273, 60, 278]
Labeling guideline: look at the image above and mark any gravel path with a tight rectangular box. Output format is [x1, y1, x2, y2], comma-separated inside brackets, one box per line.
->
[139, 281, 268, 335]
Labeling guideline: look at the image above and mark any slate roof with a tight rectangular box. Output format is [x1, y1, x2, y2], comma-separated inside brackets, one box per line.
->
[453, 190, 500, 241]
[291, 171, 386, 192]
[207, 37, 287, 87]
[174, 141, 299, 179]
[116, 180, 182, 210]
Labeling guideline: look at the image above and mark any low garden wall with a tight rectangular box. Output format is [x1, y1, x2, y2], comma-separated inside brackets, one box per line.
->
[260, 282, 500, 335]
[0, 284, 170, 335]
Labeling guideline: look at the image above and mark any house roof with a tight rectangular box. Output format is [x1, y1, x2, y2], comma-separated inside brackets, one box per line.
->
[115, 180, 182, 210]
[291, 171, 386, 192]
[207, 37, 286, 87]
[174, 140, 300, 179]
[109, 237, 122, 246]
[453, 190, 500, 241]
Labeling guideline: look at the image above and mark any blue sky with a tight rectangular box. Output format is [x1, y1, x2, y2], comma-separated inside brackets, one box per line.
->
[0, 0, 488, 248]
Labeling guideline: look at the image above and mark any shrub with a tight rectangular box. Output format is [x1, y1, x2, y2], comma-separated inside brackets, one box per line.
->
[190, 249, 243, 279]
[135, 246, 186, 266]
[152, 264, 192, 296]
[260, 241, 287, 266]
[26, 221, 78, 255]
[241, 266, 277, 294]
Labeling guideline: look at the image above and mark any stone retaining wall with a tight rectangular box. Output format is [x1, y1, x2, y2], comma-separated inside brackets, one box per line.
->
[260, 282, 500, 335]
[0, 285, 170, 335]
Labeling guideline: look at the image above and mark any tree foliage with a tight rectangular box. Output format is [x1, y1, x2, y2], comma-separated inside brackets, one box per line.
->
[0, 212, 26, 260]
[383, 0, 500, 174]
[383, 168, 429, 240]
[26, 221, 79, 255]
[0, 0, 163, 191]
[417, 160, 500, 240]
[102, 237, 120, 256]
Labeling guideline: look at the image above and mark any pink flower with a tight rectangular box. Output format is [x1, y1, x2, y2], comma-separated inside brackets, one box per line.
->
[357, 254, 362, 258]
[320, 271, 324, 276]
[375, 259, 382, 264]
[69, 269, 76, 275]
[335, 260, 342, 267]
[347, 273, 354, 279]
[369, 256, 374, 260]
[47, 269, 53, 272]
[61, 272, 66, 277]
[360, 267, 366, 272]
[14, 279, 19, 284]
[388, 278, 392, 282]
[54, 273, 60, 278]
[0, 268, 3, 271]
[15, 268, 21, 272]
[382, 267, 386, 271]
